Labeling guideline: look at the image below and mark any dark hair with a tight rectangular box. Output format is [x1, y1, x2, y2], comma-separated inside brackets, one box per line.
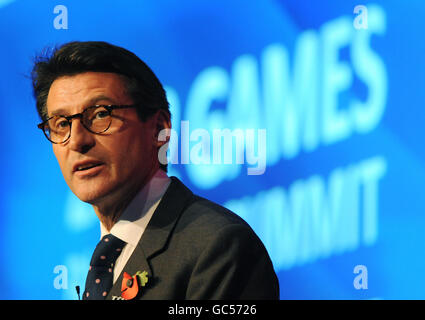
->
[31, 41, 170, 171]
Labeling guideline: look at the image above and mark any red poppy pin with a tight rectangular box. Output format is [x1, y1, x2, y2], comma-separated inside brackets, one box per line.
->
[120, 270, 149, 300]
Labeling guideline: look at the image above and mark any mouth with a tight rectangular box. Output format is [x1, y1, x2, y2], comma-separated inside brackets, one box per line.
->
[73, 163, 105, 178]
[75, 163, 103, 172]
[72, 160, 105, 177]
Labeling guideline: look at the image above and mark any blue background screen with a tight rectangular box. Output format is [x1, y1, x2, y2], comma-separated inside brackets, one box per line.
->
[0, 0, 424, 299]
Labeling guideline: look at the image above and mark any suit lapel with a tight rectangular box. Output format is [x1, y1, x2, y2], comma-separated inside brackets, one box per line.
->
[107, 244, 152, 300]
[107, 177, 195, 300]
[139, 177, 195, 259]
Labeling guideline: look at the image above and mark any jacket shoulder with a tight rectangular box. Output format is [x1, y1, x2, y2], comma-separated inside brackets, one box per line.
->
[177, 195, 251, 233]
[176, 196, 279, 299]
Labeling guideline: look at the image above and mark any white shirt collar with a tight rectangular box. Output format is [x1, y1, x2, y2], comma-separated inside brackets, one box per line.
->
[100, 169, 171, 247]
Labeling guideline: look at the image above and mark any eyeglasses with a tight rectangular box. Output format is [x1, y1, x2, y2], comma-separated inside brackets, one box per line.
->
[37, 104, 139, 144]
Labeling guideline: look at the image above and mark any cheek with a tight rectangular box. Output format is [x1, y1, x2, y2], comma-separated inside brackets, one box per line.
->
[52, 147, 67, 171]
[112, 134, 154, 172]
[105, 137, 142, 171]
[52, 147, 74, 183]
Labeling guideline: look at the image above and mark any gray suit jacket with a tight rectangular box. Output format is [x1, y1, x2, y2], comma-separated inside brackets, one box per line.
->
[106, 177, 279, 300]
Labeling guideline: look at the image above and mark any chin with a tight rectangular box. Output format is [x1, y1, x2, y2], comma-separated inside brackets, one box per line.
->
[71, 184, 113, 205]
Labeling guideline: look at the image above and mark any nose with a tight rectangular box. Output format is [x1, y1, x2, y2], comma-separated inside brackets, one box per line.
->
[68, 117, 95, 154]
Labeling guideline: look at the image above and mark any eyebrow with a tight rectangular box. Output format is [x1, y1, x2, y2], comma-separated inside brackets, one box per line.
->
[49, 95, 118, 117]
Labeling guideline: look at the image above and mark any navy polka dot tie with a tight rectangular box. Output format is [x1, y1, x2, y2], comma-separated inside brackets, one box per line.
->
[83, 234, 126, 300]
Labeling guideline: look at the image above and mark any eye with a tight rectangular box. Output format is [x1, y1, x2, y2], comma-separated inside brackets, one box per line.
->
[58, 120, 69, 127]
[52, 118, 69, 130]
[94, 110, 110, 119]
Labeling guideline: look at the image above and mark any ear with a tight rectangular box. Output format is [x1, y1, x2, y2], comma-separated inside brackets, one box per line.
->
[152, 109, 172, 148]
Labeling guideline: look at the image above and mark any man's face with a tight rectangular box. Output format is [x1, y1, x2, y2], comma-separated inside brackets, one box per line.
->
[47, 72, 159, 207]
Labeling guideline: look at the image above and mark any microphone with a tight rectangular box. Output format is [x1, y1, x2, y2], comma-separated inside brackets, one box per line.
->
[75, 285, 81, 300]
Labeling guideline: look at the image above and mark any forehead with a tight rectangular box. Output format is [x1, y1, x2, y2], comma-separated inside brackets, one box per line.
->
[46, 72, 131, 115]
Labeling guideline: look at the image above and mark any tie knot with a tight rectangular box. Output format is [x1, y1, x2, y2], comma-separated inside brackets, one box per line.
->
[90, 234, 126, 267]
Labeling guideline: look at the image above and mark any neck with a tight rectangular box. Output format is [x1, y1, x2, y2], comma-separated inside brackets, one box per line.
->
[92, 167, 159, 232]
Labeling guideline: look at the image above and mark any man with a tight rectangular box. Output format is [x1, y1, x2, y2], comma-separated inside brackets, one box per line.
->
[32, 41, 279, 300]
